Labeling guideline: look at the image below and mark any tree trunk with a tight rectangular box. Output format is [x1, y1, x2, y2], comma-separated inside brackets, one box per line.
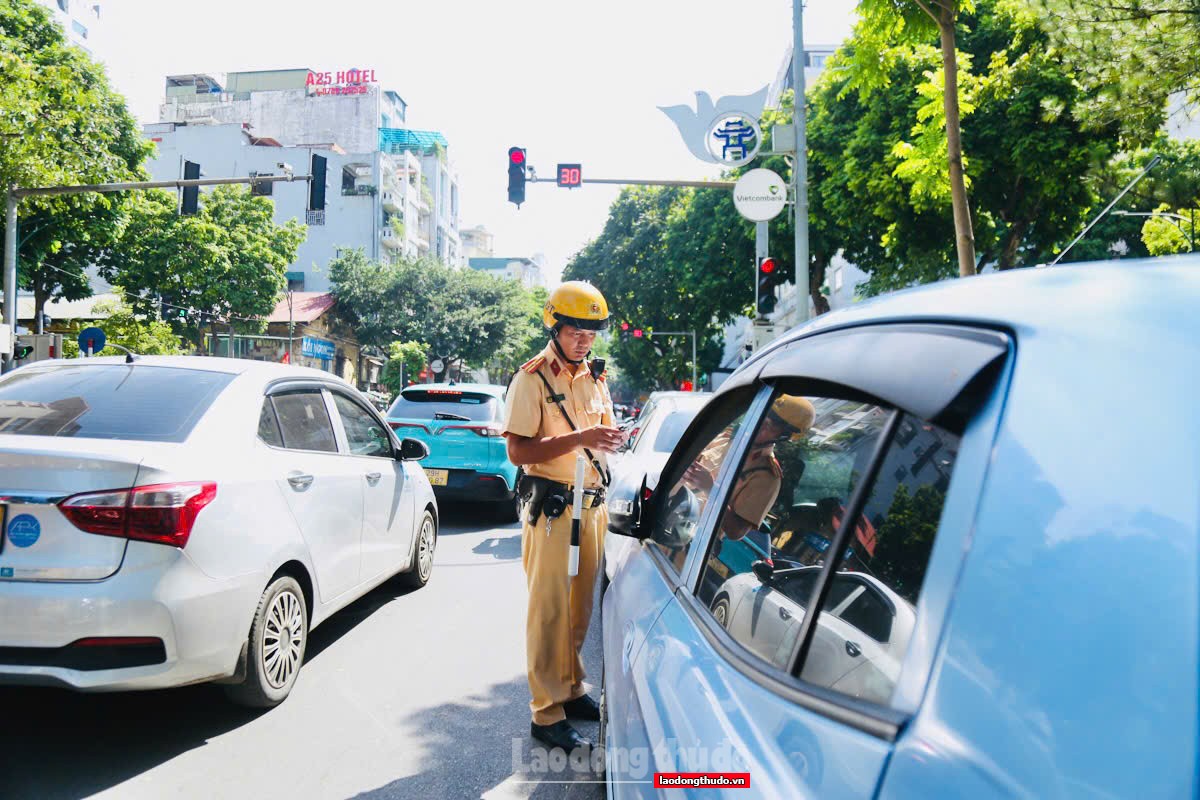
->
[998, 219, 1028, 270]
[939, 9, 976, 277]
[34, 281, 47, 335]
[809, 257, 831, 316]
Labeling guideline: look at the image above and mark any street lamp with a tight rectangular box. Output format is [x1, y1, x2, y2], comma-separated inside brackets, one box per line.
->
[1112, 209, 1196, 252]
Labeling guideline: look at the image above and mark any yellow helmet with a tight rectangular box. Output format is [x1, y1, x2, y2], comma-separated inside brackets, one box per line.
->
[768, 395, 816, 434]
[543, 281, 610, 331]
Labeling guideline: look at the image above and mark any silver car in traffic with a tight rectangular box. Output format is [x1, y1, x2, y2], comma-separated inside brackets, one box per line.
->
[0, 357, 437, 706]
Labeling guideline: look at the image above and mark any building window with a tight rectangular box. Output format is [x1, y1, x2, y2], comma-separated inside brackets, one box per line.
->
[71, 19, 88, 39]
[342, 167, 356, 195]
[57, 0, 68, 11]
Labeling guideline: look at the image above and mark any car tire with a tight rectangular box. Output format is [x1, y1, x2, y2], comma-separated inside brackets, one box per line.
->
[397, 510, 437, 589]
[711, 595, 731, 629]
[224, 575, 308, 708]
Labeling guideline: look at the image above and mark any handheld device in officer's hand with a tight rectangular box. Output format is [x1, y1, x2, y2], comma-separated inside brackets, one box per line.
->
[568, 455, 584, 578]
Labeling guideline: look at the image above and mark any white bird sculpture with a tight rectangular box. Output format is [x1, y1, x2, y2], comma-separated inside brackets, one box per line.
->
[658, 86, 770, 164]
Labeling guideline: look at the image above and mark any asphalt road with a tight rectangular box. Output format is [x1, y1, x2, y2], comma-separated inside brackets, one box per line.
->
[0, 505, 607, 800]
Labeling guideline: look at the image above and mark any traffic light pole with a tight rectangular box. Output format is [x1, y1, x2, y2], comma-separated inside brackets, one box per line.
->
[2, 173, 310, 373]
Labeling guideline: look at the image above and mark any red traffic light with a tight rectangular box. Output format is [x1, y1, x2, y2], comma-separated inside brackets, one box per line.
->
[759, 257, 777, 274]
[620, 322, 630, 331]
[509, 148, 525, 165]
[633, 329, 643, 338]
[680, 380, 694, 392]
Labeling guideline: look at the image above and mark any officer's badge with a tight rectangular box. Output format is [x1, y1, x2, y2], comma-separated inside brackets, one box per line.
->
[590, 303, 600, 313]
[550, 360, 561, 376]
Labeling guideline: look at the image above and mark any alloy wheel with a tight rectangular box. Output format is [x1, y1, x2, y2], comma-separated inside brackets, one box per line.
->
[262, 589, 305, 689]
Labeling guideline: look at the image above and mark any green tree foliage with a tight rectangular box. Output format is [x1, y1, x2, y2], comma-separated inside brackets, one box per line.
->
[101, 187, 306, 349]
[382, 340, 429, 394]
[869, 484, 946, 604]
[59, 293, 186, 358]
[329, 250, 538, 375]
[0, 0, 152, 324]
[852, 0, 979, 277]
[563, 187, 732, 394]
[1056, 138, 1200, 262]
[1140, 204, 1197, 255]
[811, 0, 1121, 293]
[1036, 0, 1196, 142]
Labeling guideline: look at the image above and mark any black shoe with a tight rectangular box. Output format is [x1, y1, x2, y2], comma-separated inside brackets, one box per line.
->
[530, 720, 592, 751]
[563, 693, 601, 721]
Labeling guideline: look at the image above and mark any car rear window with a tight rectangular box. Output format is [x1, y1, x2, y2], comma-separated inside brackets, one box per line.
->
[0, 365, 234, 442]
[388, 389, 499, 422]
[653, 410, 698, 453]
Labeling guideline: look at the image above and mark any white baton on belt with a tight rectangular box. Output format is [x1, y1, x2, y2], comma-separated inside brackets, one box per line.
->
[568, 454, 585, 578]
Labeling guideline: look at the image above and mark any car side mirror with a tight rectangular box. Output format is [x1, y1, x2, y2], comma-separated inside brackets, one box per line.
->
[752, 559, 775, 585]
[397, 437, 429, 461]
[608, 474, 650, 540]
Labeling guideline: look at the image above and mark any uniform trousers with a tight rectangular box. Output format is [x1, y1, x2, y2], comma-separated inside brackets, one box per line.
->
[522, 503, 607, 726]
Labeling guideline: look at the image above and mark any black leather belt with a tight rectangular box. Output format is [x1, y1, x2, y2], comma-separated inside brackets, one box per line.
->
[518, 475, 606, 525]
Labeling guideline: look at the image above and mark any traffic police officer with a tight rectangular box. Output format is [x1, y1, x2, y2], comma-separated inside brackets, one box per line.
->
[503, 281, 624, 752]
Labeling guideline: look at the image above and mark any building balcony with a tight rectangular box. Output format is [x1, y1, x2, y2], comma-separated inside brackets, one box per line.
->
[382, 191, 402, 212]
[381, 227, 403, 249]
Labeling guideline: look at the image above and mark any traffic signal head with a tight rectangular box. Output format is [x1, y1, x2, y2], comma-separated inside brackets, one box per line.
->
[13, 345, 33, 360]
[309, 154, 328, 211]
[757, 256, 778, 316]
[508, 147, 526, 207]
[181, 161, 201, 215]
[619, 321, 630, 339]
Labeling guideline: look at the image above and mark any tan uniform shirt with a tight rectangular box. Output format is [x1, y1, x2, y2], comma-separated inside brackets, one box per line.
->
[502, 344, 614, 487]
[695, 430, 782, 528]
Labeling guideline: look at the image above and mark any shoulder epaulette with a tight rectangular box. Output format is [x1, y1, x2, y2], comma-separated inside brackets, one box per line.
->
[520, 355, 547, 374]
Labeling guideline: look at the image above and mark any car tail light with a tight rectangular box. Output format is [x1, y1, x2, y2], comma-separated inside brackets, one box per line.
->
[389, 421, 429, 433]
[70, 637, 163, 648]
[59, 482, 217, 548]
[444, 423, 504, 437]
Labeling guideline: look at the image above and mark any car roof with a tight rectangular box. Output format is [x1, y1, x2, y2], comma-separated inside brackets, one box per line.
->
[400, 382, 506, 398]
[11, 355, 348, 384]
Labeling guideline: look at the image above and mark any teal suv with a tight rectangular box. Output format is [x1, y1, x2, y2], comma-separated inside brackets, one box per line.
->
[386, 384, 521, 520]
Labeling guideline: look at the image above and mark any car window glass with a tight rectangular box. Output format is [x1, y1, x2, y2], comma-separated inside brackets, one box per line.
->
[628, 401, 656, 451]
[388, 389, 498, 422]
[272, 391, 337, 453]
[697, 393, 891, 672]
[653, 410, 697, 454]
[647, 395, 754, 575]
[798, 415, 960, 706]
[258, 400, 283, 447]
[333, 394, 392, 457]
[0, 365, 233, 442]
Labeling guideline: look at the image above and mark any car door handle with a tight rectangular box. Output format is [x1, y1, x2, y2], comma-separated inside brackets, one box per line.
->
[287, 471, 314, 490]
[365, 472, 381, 485]
[845, 641, 861, 658]
[779, 607, 791, 620]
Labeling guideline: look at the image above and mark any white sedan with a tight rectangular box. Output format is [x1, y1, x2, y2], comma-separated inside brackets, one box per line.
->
[0, 356, 437, 707]
[711, 566, 916, 705]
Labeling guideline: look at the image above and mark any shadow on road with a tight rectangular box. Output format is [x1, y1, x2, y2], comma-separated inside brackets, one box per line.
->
[351, 673, 604, 800]
[0, 681, 255, 800]
[472, 533, 522, 561]
[0, 575, 424, 800]
[437, 502, 521, 534]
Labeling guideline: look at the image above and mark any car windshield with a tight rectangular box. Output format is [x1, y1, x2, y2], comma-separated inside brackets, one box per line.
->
[0, 365, 233, 442]
[653, 409, 698, 453]
[388, 389, 499, 422]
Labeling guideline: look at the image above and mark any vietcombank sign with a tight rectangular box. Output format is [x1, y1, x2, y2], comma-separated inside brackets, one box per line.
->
[733, 168, 787, 222]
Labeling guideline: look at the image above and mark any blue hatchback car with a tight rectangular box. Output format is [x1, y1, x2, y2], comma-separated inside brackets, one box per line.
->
[601, 260, 1199, 798]
[386, 383, 521, 520]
